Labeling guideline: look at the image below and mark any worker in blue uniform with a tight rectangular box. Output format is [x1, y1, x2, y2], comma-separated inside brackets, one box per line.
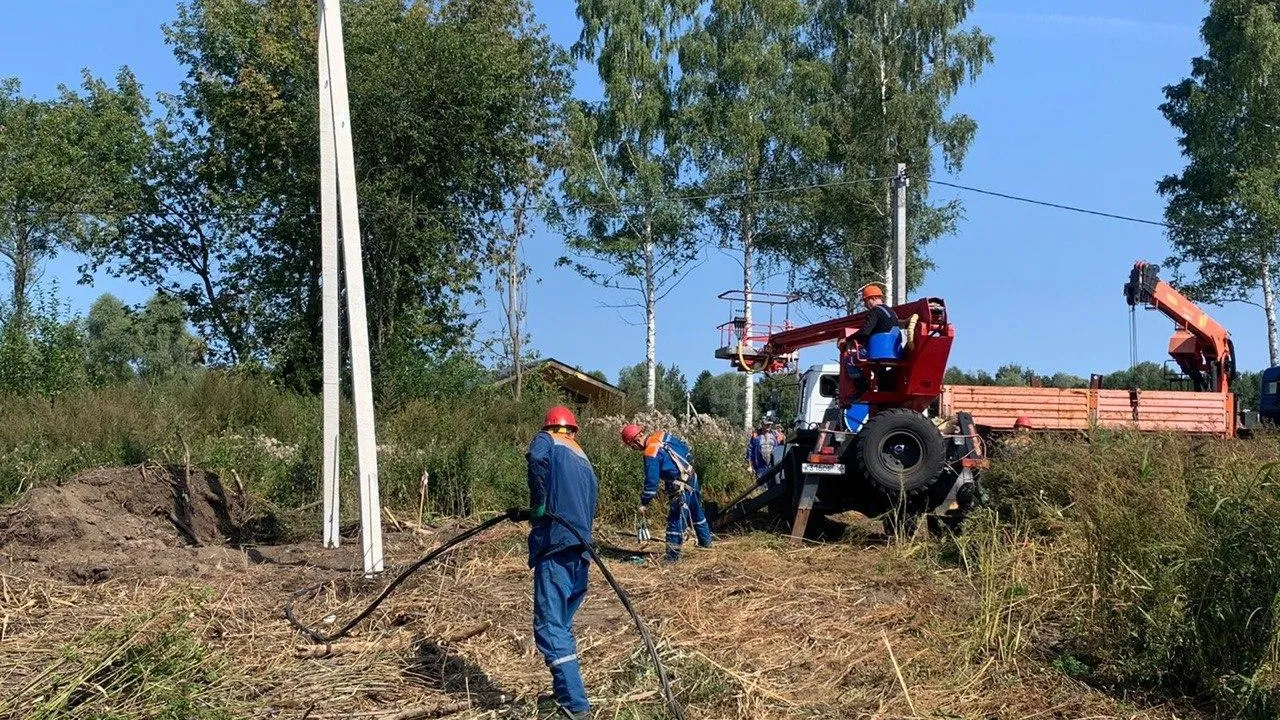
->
[621, 423, 713, 561]
[842, 283, 902, 431]
[747, 412, 785, 478]
[527, 405, 598, 720]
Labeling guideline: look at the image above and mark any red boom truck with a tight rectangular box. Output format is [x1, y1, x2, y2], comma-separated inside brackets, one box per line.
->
[711, 293, 987, 540]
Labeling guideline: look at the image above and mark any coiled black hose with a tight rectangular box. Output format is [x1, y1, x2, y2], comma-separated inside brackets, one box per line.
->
[284, 509, 686, 720]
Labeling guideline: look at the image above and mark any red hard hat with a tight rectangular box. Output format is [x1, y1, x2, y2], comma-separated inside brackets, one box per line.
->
[621, 423, 645, 446]
[1013, 416, 1033, 429]
[543, 406, 578, 431]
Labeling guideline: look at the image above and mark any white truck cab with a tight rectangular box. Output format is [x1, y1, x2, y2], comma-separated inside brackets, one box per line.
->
[795, 363, 841, 429]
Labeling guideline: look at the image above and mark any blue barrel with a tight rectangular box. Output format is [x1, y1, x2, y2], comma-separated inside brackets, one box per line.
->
[866, 331, 903, 361]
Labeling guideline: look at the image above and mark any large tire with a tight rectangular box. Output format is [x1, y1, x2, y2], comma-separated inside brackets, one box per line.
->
[856, 408, 947, 497]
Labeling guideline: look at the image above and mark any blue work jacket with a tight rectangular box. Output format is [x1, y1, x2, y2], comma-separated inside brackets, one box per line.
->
[527, 430, 599, 567]
[747, 429, 785, 474]
[640, 430, 697, 506]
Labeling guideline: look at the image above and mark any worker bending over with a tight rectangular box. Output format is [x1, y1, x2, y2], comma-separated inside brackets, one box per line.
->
[621, 423, 713, 562]
[527, 406, 598, 719]
[747, 412, 785, 478]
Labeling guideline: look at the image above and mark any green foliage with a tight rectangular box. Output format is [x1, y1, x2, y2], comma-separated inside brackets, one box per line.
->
[15, 604, 232, 720]
[617, 361, 688, 413]
[678, 0, 823, 304]
[0, 370, 751, 529]
[84, 0, 571, 383]
[552, 0, 702, 408]
[985, 432, 1280, 717]
[0, 71, 147, 321]
[690, 369, 798, 427]
[1159, 0, 1280, 364]
[85, 294, 137, 385]
[788, 0, 994, 311]
[0, 291, 89, 400]
[1101, 361, 1179, 390]
[1235, 369, 1262, 411]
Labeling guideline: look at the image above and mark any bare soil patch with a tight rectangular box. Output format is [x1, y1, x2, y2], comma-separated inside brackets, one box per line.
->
[0, 463, 262, 582]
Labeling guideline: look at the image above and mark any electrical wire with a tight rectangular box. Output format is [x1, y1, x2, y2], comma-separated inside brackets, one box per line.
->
[930, 179, 1171, 228]
[7, 174, 895, 221]
[284, 509, 686, 720]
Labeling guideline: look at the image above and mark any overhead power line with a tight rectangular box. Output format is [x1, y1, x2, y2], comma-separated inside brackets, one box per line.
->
[931, 179, 1171, 228]
[6, 175, 1173, 229]
[2, 174, 896, 221]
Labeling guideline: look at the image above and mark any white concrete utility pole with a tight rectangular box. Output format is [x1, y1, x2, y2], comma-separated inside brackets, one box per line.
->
[318, 0, 384, 574]
[893, 163, 908, 306]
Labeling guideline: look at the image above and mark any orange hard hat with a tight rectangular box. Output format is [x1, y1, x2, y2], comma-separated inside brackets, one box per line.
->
[543, 405, 578, 431]
[861, 284, 884, 301]
[1013, 416, 1033, 430]
[621, 423, 645, 446]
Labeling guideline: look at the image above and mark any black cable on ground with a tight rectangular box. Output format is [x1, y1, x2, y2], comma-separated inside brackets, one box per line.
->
[283, 509, 686, 720]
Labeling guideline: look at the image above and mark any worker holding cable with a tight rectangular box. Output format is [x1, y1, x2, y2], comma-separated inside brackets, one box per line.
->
[621, 423, 713, 562]
[526, 405, 598, 720]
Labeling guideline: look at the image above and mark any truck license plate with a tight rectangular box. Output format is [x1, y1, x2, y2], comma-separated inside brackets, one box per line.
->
[802, 462, 845, 475]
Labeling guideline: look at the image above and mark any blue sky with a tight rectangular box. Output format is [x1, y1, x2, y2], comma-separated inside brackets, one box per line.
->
[2, 1, 1254, 386]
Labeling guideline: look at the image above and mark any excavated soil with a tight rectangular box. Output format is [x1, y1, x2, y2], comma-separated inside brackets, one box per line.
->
[0, 464, 257, 582]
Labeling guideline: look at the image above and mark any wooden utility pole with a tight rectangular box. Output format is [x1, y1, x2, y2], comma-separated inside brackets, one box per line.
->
[893, 163, 908, 305]
[318, 0, 383, 574]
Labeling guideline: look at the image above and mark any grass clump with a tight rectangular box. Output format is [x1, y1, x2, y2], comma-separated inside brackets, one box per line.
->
[981, 430, 1280, 718]
[9, 604, 232, 720]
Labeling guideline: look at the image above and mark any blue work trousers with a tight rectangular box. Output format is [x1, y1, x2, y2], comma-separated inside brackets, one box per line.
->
[665, 486, 713, 561]
[533, 549, 590, 714]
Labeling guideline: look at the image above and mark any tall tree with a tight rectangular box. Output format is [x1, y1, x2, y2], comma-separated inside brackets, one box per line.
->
[491, 22, 571, 400]
[0, 72, 147, 322]
[85, 294, 139, 385]
[618, 360, 688, 413]
[553, 0, 701, 408]
[1159, 0, 1280, 365]
[84, 0, 571, 386]
[679, 0, 823, 428]
[789, 0, 993, 312]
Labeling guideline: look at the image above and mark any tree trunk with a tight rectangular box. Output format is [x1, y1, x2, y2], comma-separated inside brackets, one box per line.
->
[644, 206, 657, 409]
[10, 226, 31, 324]
[878, 11, 894, 304]
[742, 201, 755, 430]
[1263, 249, 1278, 367]
[508, 199, 526, 400]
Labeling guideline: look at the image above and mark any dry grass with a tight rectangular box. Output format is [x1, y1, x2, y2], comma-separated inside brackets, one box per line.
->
[0, 518, 1204, 720]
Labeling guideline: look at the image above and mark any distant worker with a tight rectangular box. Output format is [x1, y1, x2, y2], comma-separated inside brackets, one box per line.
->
[526, 406, 598, 720]
[1001, 415, 1035, 455]
[621, 423, 713, 562]
[747, 412, 785, 478]
[850, 283, 900, 351]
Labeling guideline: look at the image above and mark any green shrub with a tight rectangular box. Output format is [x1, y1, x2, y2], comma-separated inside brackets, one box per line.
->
[985, 431, 1280, 717]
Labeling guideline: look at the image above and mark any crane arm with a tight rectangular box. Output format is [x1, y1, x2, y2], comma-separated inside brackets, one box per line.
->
[760, 297, 946, 358]
[1124, 261, 1234, 392]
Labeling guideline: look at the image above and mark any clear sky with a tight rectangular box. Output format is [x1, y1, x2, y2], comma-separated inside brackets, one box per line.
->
[2, 1, 1254, 386]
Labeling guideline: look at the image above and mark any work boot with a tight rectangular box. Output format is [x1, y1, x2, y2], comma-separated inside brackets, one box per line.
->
[557, 706, 590, 719]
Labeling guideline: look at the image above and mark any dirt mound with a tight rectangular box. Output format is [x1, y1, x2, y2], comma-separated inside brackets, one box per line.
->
[0, 464, 255, 582]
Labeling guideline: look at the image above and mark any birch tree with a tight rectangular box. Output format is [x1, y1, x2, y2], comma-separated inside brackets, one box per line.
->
[790, 0, 992, 312]
[679, 0, 824, 428]
[553, 0, 701, 409]
[1159, 0, 1280, 365]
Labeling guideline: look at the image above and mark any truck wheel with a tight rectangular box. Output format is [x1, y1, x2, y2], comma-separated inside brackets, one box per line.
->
[857, 408, 947, 497]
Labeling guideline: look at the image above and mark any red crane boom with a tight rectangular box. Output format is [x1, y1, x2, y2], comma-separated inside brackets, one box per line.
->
[718, 297, 955, 412]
